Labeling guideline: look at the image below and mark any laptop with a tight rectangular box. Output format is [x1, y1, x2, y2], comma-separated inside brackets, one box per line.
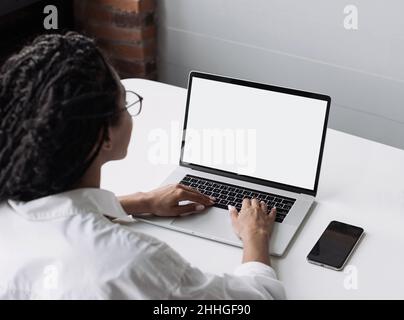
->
[137, 71, 331, 256]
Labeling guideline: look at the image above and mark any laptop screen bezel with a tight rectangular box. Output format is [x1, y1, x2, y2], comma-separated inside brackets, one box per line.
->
[179, 71, 331, 197]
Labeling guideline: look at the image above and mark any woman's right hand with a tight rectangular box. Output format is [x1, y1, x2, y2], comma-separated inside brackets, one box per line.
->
[228, 198, 276, 266]
[229, 198, 276, 241]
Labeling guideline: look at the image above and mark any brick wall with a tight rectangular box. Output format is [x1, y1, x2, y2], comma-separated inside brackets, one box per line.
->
[74, 0, 157, 80]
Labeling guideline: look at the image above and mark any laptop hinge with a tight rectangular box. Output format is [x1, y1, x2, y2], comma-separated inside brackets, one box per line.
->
[299, 193, 315, 200]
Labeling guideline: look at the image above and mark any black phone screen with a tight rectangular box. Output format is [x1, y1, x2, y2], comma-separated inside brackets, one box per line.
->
[307, 221, 364, 269]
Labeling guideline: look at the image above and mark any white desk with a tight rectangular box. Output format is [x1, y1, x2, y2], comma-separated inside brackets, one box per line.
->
[102, 78, 404, 299]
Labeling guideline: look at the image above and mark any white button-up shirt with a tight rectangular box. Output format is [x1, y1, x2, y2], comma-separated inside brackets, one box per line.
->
[0, 188, 285, 299]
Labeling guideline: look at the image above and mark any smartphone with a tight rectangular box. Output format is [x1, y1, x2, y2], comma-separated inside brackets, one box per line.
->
[307, 221, 364, 271]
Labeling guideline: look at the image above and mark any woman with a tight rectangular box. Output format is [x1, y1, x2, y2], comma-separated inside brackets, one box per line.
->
[0, 32, 285, 299]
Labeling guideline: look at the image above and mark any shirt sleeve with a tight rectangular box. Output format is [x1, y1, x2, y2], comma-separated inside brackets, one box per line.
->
[169, 259, 286, 300]
[127, 232, 286, 300]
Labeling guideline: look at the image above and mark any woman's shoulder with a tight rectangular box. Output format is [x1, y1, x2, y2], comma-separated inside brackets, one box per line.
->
[71, 212, 165, 252]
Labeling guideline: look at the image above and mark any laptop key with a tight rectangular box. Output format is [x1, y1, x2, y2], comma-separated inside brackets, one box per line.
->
[275, 217, 284, 223]
[215, 203, 229, 210]
[277, 209, 288, 216]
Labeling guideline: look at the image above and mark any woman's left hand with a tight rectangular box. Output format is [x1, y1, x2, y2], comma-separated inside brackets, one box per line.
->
[119, 184, 215, 217]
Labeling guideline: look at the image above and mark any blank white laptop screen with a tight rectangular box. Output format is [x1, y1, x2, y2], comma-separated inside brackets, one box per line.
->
[182, 76, 328, 191]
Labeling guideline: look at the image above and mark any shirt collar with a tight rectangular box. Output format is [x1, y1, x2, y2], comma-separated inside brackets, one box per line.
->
[7, 188, 133, 222]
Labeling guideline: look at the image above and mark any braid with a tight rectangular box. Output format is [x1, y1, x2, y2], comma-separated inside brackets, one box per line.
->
[0, 32, 120, 201]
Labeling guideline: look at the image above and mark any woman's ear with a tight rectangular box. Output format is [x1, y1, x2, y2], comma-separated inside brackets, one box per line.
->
[102, 126, 114, 151]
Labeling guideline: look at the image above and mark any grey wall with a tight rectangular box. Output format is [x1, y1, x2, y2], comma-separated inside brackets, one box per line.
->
[156, 0, 404, 150]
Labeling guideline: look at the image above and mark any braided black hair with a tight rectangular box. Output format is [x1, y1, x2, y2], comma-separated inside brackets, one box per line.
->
[0, 32, 121, 202]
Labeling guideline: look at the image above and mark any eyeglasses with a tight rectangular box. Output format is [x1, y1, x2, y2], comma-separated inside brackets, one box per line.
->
[124, 90, 143, 117]
[65, 90, 143, 120]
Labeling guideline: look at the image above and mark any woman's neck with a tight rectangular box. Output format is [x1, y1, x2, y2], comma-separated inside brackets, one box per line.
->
[74, 161, 102, 189]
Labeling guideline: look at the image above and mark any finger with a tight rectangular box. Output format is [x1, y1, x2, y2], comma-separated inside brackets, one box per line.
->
[228, 205, 238, 225]
[268, 207, 277, 220]
[174, 203, 206, 215]
[177, 184, 216, 202]
[260, 201, 268, 213]
[242, 197, 251, 207]
[177, 183, 203, 194]
[228, 205, 240, 238]
[178, 189, 214, 206]
[251, 198, 260, 208]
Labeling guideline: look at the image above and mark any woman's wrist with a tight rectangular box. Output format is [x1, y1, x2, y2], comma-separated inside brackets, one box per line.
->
[241, 229, 269, 244]
[118, 192, 153, 215]
[241, 229, 271, 266]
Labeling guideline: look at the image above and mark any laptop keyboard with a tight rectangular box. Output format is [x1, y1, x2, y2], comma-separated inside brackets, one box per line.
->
[179, 174, 296, 223]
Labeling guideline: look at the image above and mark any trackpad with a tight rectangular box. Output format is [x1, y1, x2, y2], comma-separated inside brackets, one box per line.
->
[171, 207, 240, 243]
